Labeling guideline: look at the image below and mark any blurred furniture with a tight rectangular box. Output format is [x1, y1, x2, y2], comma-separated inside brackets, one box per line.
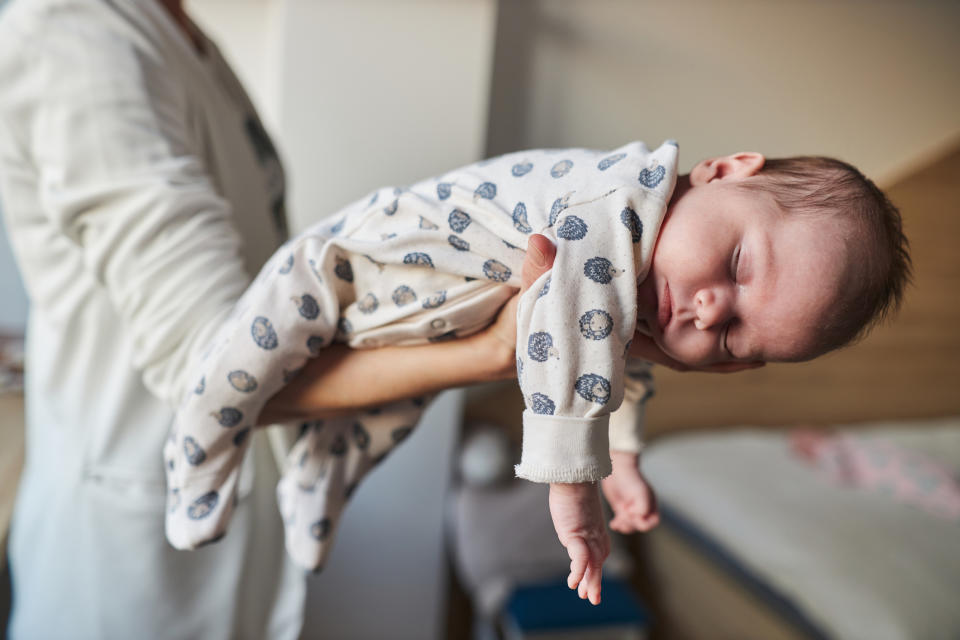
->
[643, 419, 960, 640]
[0, 393, 23, 570]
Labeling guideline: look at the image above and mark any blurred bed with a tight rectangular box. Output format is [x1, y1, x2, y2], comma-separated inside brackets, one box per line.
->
[643, 419, 960, 640]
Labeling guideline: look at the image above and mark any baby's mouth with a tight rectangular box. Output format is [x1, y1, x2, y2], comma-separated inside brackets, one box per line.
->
[658, 281, 673, 332]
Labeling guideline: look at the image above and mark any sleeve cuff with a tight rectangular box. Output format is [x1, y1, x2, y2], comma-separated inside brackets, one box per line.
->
[608, 402, 646, 453]
[514, 411, 612, 483]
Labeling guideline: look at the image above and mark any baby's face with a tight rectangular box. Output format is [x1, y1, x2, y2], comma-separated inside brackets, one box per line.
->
[637, 178, 849, 367]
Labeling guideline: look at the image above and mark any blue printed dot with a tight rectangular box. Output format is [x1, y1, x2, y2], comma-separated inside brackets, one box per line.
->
[531, 393, 556, 415]
[187, 491, 219, 520]
[422, 291, 447, 309]
[384, 199, 399, 216]
[228, 370, 258, 393]
[251, 317, 278, 350]
[513, 202, 532, 233]
[168, 488, 180, 514]
[449, 209, 471, 232]
[448, 235, 470, 251]
[334, 257, 354, 282]
[337, 317, 353, 336]
[557, 215, 588, 240]
[403, 252, 435, 268]
[214, 407, 243, 427]
[437, 182, 452, 200]
[358, 293, 379, 314]
[278, 254, 294, 274]
[392, 285, 417, 306]
[575, 373, 611, 405]
[549, 195, 570, 225]
[512, 161, 533, 177]
[527, 332, 558, 362]
[583, 257, 619, 284]
[638, 165, 666, 188]
[551, 159, 573, 178]
[598, 153, 626, 171]
[482, 259, 512, 282]
[295, 294, 320, 320]
[352, 423, 370, 450]
[308, 259, 323, 282]
[539, 276, 551, 298]
[579, 309, 614, 340]
[330, 217, 345, 234]
[368, 191, 380, 206]
[233, 427, 250, 447]
[419, 216, 438, 230]
[474, 182, 497, 200]
[310, 518, 331, 541]
[621, 207, 642, 243]
[183, 436, 207, 465]
[194, 376, 205, 395]
[516, 357, 524, 378]
[306, 335, 324, 355]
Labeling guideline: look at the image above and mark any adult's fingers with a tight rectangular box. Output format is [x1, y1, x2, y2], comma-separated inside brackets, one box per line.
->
[521, 234, 556, 291]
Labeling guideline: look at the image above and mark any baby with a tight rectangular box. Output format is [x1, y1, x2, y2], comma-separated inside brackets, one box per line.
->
[163, 141, 909, 605]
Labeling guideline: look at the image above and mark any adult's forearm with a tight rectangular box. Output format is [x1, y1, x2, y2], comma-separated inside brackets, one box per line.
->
[258, 332, 515, 424]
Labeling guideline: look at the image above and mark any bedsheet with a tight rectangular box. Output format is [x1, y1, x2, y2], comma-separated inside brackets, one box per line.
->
[643, 417, 960, 640]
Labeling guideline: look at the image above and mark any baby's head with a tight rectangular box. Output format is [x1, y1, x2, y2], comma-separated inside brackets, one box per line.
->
[636, 152, 911, 368]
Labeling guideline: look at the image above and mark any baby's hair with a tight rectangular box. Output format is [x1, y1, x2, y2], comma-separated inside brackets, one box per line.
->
[739, 156, 912, 358]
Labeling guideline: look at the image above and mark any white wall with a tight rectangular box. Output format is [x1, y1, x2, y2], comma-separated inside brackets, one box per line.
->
[487, 1, 960, 185]
[189, 2, 497, 638]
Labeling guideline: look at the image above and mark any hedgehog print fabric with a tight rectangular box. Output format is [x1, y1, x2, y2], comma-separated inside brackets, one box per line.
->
[164, 140, 678, 570]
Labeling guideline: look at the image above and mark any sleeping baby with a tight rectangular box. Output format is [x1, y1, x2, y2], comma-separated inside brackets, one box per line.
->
[164, 140, 910, 605]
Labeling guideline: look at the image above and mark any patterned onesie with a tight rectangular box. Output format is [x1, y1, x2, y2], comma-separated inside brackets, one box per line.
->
[164, 140, 679, 569]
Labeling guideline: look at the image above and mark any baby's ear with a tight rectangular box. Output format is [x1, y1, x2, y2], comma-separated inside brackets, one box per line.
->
[691, 152, 765, 185]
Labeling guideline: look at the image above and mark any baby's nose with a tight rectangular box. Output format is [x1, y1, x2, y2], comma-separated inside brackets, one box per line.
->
[693, 289, 730, 329]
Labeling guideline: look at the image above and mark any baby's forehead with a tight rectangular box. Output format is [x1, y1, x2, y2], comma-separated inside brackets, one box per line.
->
[749, 215, 855, 362]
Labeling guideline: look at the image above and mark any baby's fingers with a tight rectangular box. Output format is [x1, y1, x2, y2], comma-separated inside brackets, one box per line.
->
[565, 537, 589, 590]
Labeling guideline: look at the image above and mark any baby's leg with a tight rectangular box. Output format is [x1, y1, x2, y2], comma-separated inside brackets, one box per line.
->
[276, 398, 426, 570]
[165, 230, 342, 550]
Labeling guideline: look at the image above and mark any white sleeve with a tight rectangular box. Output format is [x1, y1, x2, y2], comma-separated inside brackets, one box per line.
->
[513, 193, 645, 483]
[10, 10, 253, 405]
[608, 360, 654, 453]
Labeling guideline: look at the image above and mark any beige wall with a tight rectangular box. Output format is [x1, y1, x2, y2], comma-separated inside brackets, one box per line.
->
[487, 1, 960, 184]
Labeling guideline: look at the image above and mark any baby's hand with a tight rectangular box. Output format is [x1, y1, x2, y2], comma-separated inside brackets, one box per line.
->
[601, 451, 660, 534]
[548, 482, 610, 605]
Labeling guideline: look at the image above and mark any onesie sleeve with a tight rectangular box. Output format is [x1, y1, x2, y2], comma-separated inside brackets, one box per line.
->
[608, 360, 654, 453]
[514, 191, 659, 483]
[13, 10, 256, 406]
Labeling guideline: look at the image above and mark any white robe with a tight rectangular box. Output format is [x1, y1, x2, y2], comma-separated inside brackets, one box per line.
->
[0, 0, 304, 637]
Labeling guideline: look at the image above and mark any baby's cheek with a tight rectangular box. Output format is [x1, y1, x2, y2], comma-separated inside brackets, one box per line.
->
[660, 332, 718, 367]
